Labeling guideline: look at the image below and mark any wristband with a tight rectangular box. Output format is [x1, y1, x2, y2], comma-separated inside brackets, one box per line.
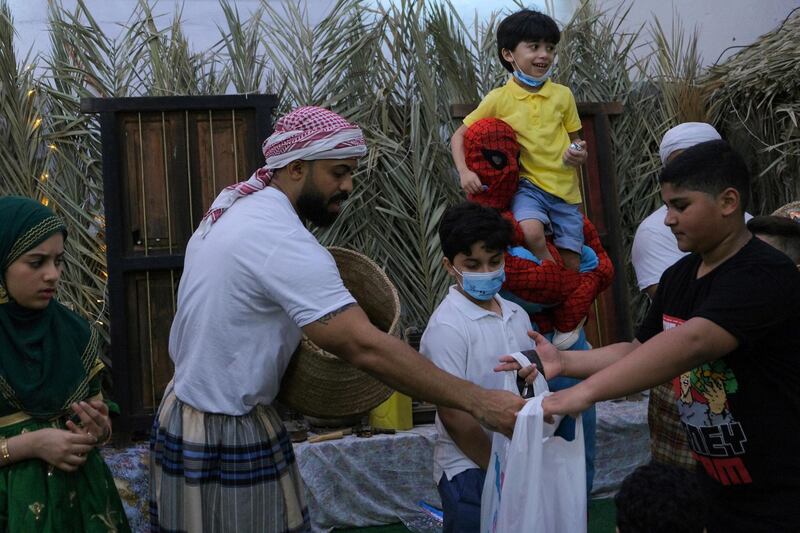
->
[509, 350, 545, 399]
[510, 350, 545, 379]
[0, 436, 10, 465]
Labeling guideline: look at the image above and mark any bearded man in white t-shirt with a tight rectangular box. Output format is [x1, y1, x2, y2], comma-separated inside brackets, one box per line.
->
[148, 106, 527, 533]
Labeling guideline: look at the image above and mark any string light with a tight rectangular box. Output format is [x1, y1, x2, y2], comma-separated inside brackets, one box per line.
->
[40, 197, 49, 206]
[92, 286, 109, 327]
[32, 117, 42, 130]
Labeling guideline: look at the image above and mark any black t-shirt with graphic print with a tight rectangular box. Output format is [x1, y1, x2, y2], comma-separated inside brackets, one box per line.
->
[637, 237, 800, 532]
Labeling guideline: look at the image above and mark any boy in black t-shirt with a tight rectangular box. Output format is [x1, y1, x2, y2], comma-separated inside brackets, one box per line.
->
[500, 140, 800, 531]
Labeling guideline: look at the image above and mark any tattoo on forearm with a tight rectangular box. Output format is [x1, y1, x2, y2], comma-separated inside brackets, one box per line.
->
[316, 302, 358, 325]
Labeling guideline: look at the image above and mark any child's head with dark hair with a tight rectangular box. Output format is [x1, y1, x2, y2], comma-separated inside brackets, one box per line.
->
[497, 9, 560, 73]
[747, 215, 800, 263]
[658, 140, 752, 254]
[615, 462, 707, 533]
[439, 202, 512, 262]
[659, 139, 751, 213]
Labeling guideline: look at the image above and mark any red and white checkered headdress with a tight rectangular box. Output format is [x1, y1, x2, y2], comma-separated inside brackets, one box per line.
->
[199, 106, 367, 236]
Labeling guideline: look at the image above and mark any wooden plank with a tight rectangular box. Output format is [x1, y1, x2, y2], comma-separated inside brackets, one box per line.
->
[125, 270, 179, 413]
[120, 114, 173, 255]
[101, 112, 135, 436]
[577, 101, 623, 116]
[161, 111, 194, 252]
[119, 255, 185, 271]
[449, 103, 478, 120]
[190, 109, 259, 217]
[81, 94, 277, 113]
[592, 112, 632, 342]
[87, 95, 277, 439]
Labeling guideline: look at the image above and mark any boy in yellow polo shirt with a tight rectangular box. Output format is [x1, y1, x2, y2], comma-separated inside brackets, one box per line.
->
[452, 9, 588, 272]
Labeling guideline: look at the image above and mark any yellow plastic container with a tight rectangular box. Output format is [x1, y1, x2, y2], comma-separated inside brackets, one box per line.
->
[369, 391, 413, 430]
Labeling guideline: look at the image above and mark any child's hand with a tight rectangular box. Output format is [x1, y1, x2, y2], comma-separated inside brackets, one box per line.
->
[32, 428, 95, 472]
[494, 355, 522, 373]
[527, 331, 564, 379]
[459, 169, 485, 195]
[494, 356, 540, 384]
[563, 140, 588, 167]
[67, 400, 112, 446]
[542, 385, 593, 423]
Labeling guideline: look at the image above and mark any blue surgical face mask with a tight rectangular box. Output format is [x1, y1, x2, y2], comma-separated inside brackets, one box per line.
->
[509, 53, 552, 88]
[454, 265, 506, 301]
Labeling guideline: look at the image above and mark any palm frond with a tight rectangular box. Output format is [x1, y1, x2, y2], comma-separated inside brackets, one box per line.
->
[6, 0, 786, 337]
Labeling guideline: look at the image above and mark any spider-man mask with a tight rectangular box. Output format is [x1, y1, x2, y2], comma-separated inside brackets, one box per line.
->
[464, 118, 520, 209]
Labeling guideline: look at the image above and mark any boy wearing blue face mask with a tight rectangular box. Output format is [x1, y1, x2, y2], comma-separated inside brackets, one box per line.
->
[452, 9, 587, 281]
[420, 202, 538, 533]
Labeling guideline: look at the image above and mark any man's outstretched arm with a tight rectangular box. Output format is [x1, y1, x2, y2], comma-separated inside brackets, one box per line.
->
[302, 304, 525, 437]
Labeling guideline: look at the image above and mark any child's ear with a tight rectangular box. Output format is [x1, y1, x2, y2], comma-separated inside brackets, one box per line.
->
[442, 257, 456, 276]
[718, 187, 741, 216]
[500, 48, 514, 64]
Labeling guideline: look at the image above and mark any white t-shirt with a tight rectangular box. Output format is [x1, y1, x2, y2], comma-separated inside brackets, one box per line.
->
[420, 286, 535, 482]
[631, 205, 752, 291]
[169, 187, 356, 415]
[631, 206, 687, 291]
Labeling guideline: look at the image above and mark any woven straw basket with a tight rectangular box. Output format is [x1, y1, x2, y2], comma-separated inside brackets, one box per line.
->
[772, 201, 800, 220]
[277, 247, 399, 418]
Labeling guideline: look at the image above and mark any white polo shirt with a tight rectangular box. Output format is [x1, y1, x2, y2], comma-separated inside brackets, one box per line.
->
[420, 286, 535, 482]
[169, 187, 355, 415]
[632, 206, 752, 292]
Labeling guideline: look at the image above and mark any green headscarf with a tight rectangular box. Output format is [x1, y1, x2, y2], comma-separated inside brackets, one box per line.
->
[0, 196, 101, 419]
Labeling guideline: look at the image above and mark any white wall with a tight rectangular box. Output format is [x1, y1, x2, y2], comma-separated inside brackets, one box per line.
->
[595, 0, 799, 67]
[6, 0, 576, 61]
[9, 0, 289, 59]
[7, 0, 799, 68]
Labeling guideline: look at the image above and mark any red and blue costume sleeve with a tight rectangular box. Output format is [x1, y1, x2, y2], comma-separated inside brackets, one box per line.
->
[463, 118, 614, 333]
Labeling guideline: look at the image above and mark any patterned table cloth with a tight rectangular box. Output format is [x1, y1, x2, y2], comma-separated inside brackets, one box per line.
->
[101, 398, 650, 532]
[295, 426, 442, 532]
[593, 397, 651, 498]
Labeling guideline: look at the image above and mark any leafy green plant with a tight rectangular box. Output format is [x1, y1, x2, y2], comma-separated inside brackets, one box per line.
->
[3, 0, 792, 340]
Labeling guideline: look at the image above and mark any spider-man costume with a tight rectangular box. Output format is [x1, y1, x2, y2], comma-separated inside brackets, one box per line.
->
[464, 118, 614, 333]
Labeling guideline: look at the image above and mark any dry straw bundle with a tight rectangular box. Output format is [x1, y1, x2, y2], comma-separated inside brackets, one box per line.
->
[703, 8, 800, 215]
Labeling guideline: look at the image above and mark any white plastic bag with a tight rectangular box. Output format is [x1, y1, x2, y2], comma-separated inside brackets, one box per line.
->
[480, 370, 586, 533]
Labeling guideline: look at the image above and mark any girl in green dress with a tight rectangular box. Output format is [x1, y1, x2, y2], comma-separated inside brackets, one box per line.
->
[0, 196, 131, 532]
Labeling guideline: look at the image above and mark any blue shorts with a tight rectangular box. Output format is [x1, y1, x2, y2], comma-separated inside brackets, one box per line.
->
[438, 468, 485, 533]
[511, 179, 584, 253]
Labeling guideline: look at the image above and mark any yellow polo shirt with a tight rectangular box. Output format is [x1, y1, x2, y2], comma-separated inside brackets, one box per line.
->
[464, 78, 583, 204]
